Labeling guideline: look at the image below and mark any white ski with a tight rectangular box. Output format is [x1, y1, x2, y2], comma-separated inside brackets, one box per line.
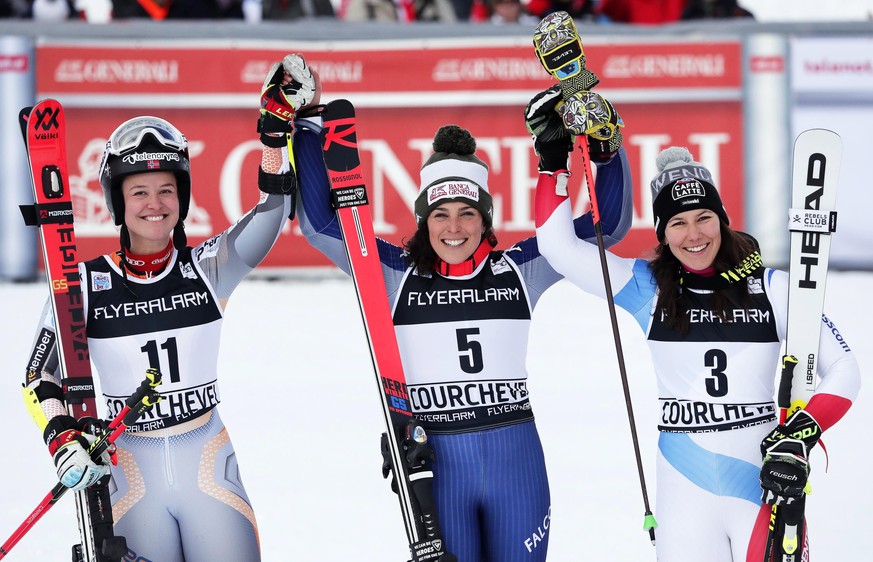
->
[780, 128, 842, 418]
[767, 128, 842, 562]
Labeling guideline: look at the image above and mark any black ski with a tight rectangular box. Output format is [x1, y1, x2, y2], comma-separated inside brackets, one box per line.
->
[19, 99, 128, 562]
[316, 99, 456, 562]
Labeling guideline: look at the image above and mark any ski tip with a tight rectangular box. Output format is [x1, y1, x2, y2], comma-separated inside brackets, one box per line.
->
[326, 98, 353, 111]
[795, 128, 842, 146]
[797, 127, 839, 136]
[18, 106, 32, 142]
[792, 128, 843, 178]
[321, 99, 355, 124]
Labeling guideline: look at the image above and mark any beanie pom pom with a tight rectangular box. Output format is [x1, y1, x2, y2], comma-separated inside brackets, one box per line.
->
[433, 125, 476, 155]
[655, 146, 693, 173]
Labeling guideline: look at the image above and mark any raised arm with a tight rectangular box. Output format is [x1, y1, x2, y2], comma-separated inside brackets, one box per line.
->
[197, 54, 311, 300]
[526, 85, 638, 300]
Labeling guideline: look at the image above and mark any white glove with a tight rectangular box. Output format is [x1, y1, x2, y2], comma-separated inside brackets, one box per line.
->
[258, 54, 317, 136]
[279, 54, 316, 110]
[45, 416, 111, 491]
[53, 432, 110, 491]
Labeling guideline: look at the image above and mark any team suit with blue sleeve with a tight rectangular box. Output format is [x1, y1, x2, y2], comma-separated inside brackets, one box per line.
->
[534, 157, 861, 561]
[292, 118, 634, 561]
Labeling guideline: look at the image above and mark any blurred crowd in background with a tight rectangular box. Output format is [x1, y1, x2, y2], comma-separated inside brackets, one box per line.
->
[0, 0, 756, 25]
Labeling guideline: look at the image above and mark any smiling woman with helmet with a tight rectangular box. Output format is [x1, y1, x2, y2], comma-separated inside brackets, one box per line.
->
[21, 54, 318, 561]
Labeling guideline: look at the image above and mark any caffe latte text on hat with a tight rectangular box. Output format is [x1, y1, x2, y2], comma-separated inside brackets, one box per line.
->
[650, 146, 729, 242]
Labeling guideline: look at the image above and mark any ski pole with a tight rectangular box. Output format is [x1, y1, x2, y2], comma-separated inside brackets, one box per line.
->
[578, 133, 657, 545]
[0, 369, 162, 559]
[533, 10, 657, 545]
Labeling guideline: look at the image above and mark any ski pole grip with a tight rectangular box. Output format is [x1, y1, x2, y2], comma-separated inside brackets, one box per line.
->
[120, 369, 163, 428]
[125, 368, 162, 409]
[777, 355, 798, 412]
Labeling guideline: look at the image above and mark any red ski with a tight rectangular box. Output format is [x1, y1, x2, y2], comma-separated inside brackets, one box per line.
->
[318, 99, 455, 562]
[19, 99, 127, 562]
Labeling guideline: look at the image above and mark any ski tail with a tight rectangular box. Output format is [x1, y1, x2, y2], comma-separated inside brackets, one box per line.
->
[765, 128, 842, 562]
[317, 99, 456, 562]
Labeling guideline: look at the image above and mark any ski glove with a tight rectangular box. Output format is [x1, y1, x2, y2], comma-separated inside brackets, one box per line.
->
[525, 85, 573, 174]
[45, 415, 111, 491]
[759, 410, 821, 506]
[524, 86, 625, 173]
[258, 54, 316, 142]
[559, 89, 624, 164]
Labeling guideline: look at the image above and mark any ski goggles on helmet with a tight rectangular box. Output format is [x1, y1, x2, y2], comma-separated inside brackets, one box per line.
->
[106, 116, 187, 156]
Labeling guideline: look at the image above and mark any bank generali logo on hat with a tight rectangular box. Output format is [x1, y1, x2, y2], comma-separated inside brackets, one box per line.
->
[671, 177, 706, 203]
[427, 181, 480, 205]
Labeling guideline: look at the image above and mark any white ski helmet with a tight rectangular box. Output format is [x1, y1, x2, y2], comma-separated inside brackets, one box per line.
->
[98, 116, 191, 227]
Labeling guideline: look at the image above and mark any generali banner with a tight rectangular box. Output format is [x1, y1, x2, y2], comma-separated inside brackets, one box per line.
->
[36, 39, 743, 269]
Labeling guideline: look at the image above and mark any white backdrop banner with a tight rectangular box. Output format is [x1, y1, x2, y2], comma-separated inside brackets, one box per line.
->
[792, 36, 873, 269]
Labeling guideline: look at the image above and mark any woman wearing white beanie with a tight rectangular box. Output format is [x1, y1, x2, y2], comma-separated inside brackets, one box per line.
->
[293, 115, 633, 560]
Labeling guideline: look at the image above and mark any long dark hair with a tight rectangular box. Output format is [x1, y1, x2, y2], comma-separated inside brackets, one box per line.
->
[650, 223, 758, 335]
[403, 222, 496, 273]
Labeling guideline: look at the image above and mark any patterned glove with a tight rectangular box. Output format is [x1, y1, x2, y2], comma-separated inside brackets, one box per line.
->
[759, 410, 821, 505]
[44, 415, 111, 491]
[257, 54, 316, 143]
[559, 90, 624, 164]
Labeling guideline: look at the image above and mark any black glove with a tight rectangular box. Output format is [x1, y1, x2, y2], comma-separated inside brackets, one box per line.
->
[559, 89, 624, 164]
[524, 85, 573, 174]
[380, 421, 435, 496]
[381, 432, 399, 495]
[760, 410, 821, 506]
[257, 54, 316, 142]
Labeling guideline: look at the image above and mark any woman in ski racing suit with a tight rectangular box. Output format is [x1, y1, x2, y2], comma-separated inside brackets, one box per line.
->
[528, 86, 861, 561]
[22, 54, 317, 562]
[291, 91, 633, 561]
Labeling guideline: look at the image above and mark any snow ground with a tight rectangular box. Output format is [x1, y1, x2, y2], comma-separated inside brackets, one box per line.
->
[0, 271, 869, 561]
